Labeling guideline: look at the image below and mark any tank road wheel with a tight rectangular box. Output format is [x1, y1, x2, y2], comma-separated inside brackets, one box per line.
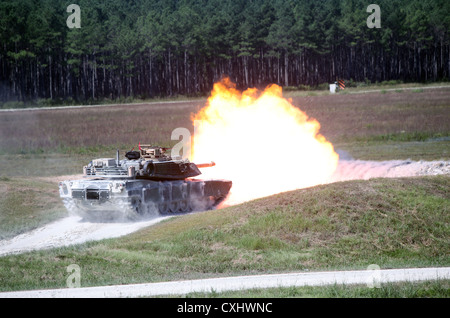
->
[131, 197, 146, 219]
[178, 183, 191, 213]
[169, 201, 180, 213]
[158, 202, 169, 214]
[157, 183, 171, 215]
[179, 199, 191, 213]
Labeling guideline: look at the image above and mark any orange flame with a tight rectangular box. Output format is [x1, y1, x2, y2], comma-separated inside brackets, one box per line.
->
[191, 78, 339, 206]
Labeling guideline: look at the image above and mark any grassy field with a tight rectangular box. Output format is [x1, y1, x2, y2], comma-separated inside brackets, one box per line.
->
[0, 85, 448, 178]
[182, 279, 450, 298]
[0, 177, 66, 240]
[0, 175, 448, 293]
[2, 85, 449, 153]
[0, 83, 449, 296]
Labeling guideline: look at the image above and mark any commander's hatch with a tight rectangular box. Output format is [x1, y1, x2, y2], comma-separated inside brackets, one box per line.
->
[139, 144, 170, 160]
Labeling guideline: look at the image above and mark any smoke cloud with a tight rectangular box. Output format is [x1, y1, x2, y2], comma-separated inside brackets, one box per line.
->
[329, 153, 449, 184]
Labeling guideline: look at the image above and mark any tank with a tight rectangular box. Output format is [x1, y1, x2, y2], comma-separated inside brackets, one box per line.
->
[59, 144, 232, 221]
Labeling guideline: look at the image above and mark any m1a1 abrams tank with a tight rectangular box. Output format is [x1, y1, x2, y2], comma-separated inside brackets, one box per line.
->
[59, 144, 232, 221]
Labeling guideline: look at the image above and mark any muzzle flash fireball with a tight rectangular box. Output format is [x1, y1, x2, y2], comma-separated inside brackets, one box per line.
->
[191, 78, 339, 205]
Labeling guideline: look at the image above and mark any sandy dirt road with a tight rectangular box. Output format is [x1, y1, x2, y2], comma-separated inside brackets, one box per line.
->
[0, 215, 171, 257]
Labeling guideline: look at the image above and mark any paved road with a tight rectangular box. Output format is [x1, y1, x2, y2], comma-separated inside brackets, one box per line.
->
[1, 267, 448, 298]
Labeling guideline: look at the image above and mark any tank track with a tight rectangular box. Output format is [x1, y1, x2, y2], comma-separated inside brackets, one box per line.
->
[61, 179, 231, 222]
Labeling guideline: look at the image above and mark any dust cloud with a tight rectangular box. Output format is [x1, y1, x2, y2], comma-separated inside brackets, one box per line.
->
[329, 151, 449, 183]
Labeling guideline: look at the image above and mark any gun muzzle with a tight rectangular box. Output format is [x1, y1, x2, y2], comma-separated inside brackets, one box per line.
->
[196, 161, 216, 168]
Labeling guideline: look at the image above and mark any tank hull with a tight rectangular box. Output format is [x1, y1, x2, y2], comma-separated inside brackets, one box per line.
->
[59, 178, 232, 221]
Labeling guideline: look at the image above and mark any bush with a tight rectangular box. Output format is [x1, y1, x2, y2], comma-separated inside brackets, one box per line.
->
[36, 98, 54, 107]
[1, 101, 25, 109]
[296, 84, 311, 91]
[283, 86, 300, 91]
[381, 80, 403, 86]
[315, 83, 329, 91]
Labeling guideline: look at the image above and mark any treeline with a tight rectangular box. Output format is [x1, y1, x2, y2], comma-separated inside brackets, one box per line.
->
[0, 0, 449, 103]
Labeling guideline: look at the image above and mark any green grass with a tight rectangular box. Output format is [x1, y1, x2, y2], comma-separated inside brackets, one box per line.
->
[0, 177, 67, 239]
[0, 175, 448, 292]
[353, 131, 448, 143]
[0, 153, 114, 177]
[182, 279, 450, 298]
[334, 140, 449, 161]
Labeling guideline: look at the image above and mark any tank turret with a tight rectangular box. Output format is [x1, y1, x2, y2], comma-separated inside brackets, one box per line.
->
[59, 144, 232, 221]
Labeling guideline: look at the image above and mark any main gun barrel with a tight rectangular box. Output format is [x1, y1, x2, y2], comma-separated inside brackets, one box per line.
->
[196, 161, 216, 168]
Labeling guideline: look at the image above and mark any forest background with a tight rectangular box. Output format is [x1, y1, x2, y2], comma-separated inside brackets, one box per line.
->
[0, 0, 449, 104]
